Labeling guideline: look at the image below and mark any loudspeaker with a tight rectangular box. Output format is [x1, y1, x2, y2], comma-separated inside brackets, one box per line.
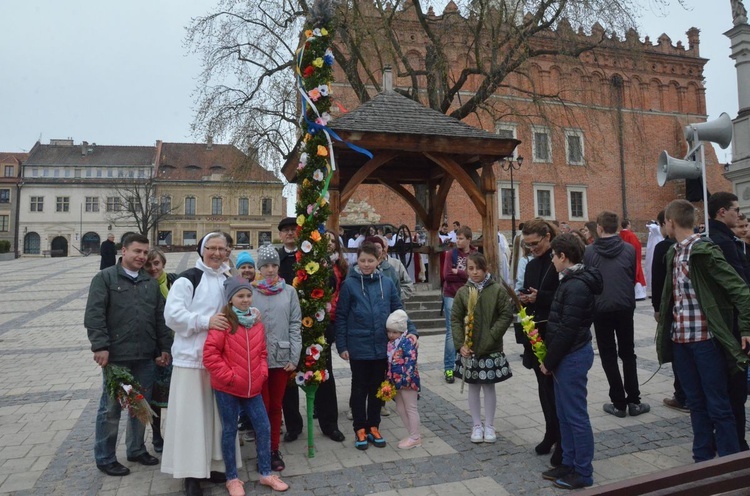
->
[657, 150, 701, 187]
[684, 112, 732, 149]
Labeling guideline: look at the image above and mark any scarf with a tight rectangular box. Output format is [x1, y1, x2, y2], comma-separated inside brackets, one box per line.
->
[559, 263, 584, 280]
[467, 273, 492, 292]
[233, 306, 260, 328]
[387, 332, 407, 362]
[252, 276, 285, 296]
[156, 271, 169, 299]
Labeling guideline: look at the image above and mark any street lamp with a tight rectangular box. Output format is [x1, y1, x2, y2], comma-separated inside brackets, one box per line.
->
[499, 156, 524, 241]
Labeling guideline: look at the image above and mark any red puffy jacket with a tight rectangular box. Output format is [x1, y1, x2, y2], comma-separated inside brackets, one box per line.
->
[203, 321, 268, 398]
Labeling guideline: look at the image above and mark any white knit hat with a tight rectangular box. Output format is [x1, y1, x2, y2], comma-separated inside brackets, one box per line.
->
[386, 309, 409, 333]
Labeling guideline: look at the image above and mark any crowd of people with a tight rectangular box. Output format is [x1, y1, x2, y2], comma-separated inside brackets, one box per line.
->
[86, 192, 750, 494]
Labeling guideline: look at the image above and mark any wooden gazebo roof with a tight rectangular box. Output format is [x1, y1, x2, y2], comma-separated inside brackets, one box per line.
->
[282, 70, 520, 284]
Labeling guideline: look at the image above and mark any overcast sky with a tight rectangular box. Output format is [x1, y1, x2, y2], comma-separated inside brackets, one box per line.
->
[0, 0, 739, 166]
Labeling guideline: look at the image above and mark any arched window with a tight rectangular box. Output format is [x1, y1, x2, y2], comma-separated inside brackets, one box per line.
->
[23, 232, 40, 255]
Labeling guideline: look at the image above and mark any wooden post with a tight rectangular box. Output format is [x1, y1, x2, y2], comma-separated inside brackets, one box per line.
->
[427, 181, 442, 290]
[481, 162, 499, 280]
[327, 169, 340, 235]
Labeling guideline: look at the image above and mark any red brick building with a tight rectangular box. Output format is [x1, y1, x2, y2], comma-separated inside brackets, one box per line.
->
[329, 8, 729, 237]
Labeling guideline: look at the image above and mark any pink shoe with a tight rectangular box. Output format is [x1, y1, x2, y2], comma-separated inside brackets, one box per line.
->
[259, 474, 289, 492]
[398, 437, 422, 449]
[226, 478, 245, 496]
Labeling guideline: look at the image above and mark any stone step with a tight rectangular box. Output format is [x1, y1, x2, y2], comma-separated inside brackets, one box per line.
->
[404, 300, 442, 312]
[413, 326, 445, 337]
[411, 317, 446, 330]
[403, 308, 443, 320]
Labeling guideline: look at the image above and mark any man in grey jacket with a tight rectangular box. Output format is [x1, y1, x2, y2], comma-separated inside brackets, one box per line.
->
[85, 233, 172, 477]
[584, 211, 650, 418]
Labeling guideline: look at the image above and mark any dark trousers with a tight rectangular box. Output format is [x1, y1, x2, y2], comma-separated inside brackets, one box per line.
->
[593, 309, 641, 410]
[313, 340, 340, 434]
[349, 358, 388, 432]
[282, 383, 303, 436]
[727, 363, 749, 451]
[672, 361, 687, 405]
[533, 365, 560, 444]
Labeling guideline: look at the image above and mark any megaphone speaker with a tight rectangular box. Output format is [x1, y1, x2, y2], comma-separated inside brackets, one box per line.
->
[684, 112, 733, 149]
[657, 150, 701, 187]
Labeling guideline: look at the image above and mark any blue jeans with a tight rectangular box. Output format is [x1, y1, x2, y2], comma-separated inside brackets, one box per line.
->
[553, 343, 595, 481]
[673, 339, 740, 462]
[443, 296, 456, 372]
[94, 359, 155, 465]
[214, 390, 272, 478]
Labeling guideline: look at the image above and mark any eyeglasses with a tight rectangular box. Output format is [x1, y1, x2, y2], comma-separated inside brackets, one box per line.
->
[280, 228, 296, 234]
[203, 246, 227, 253]
[525, 240, 544, 248]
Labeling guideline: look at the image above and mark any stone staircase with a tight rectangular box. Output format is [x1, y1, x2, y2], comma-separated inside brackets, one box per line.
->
[404, 287, 445, 336]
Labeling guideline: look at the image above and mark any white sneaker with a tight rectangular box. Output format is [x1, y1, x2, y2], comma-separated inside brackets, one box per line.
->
[484, 425, 496, 443]
[471, 425, 484, 443]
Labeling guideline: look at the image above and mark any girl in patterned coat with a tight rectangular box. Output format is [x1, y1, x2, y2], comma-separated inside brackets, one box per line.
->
[386, 309, 421, 449]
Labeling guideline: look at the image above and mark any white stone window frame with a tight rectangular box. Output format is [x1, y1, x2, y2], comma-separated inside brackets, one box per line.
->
[566, 185, 589, 221]
[531, 125, 552, 163]
[533, 183, 555, 219]
[565, 128, 585, 166]
[495, 122, 519, 159]
[497, 180, 521, 220]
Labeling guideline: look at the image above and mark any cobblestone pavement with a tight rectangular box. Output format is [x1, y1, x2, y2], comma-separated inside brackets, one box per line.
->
[0, 253, 728, 495]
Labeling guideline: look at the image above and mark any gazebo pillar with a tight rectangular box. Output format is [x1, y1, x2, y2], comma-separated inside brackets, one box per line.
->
[481, 162, 499, 280]
[327, 169, 341, 235]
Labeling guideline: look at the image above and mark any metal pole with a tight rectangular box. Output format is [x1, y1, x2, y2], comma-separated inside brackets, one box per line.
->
[510, 166, 516, 241]
[700, 143, 709, 237]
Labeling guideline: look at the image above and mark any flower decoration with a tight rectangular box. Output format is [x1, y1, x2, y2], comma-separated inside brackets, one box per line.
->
[519, 306, 547, 365]
[376, 380, 397, 402]
[293, 7, 337, 389]
[104, 364, 157, 426]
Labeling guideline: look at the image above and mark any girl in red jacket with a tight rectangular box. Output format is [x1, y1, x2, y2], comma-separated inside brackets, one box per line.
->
[204, 277, 289, 495]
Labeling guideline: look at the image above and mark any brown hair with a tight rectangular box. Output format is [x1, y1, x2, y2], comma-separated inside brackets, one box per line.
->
[596, 211, 619, 235]
[467, 252, 488, 272]
[221, 302, 240, 335]
[665, 199, 695, 229]
[357, 241, 379, 258]
[147, 247, 166, 265]
[551, 233, 586, 264]
[456, 225, 472, 240]
[326, 231, 348, 274]
[521, 218, 558, 240]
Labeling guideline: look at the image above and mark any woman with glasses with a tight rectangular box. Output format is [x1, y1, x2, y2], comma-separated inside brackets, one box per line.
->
[518, 219, 562, 468]
[162, 232, 237, 496]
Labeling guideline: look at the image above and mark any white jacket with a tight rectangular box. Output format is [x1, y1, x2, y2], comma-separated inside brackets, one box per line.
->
[165, 259, 229, 368]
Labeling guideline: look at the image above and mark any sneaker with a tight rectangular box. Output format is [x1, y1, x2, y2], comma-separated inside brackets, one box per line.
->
[628, 402, 651, 416]
[367, 426, 386, 448]
[484, 425, 497, 443]
[553, 471, 593, 490]
[259, 474, 289, 492]
[354, 428, 369, 450]
[346, 409, 353, 420]
[270, 450, 285, 472]
[471, 424, 484, 443]
[445, 370, 455, 384]
[241, 430, 255, 443]
[381, 405, 390, 417]
[603, 403, 626, 418]
[542, 464, 572, 481]
[663, 397, 689, 413]
[226, 478, 246, 496]
[397, 437, 422, 450]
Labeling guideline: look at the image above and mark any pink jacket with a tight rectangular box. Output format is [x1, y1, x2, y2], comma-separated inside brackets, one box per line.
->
[203, 321, 268, 398]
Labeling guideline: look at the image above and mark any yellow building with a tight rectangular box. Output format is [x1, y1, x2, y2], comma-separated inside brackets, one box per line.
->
[155, 140, 285, 249]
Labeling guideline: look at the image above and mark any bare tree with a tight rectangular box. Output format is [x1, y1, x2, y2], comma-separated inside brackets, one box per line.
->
[105, 179, 181, 237]
[187, 0, 681, 169]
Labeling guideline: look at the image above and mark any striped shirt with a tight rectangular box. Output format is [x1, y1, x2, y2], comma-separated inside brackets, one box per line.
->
[671, 234, 711, 343]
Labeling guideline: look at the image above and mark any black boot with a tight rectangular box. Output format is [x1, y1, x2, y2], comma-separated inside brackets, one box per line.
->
[535, 436, 554, 455]
[550, 443, 563, 467]
[184, 478, 203, 496]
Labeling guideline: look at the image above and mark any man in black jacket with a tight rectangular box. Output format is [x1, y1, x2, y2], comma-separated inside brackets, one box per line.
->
[85, 233, 171, 476]
[707, 192, 750, 450]
[584, 211, 650, 418]
[99, 234, 116, 270]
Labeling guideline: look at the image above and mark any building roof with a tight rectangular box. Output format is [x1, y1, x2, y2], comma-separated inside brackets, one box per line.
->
[0, 152, 29, 165]
[24, 142, 155, 167]
[330, 90, 507, 142]
[157, 142, 281, 183]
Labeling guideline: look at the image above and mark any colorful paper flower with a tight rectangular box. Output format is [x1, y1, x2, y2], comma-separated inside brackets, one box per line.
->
[313, 28, 321, 36]
[313, 169, 324, 181]
[303, 65, 315, 78]
[318, 84, 329, 97]
[300, 152, 308, 165]
[296, 215, 305, 226]
[311, 288, 324, 299]
[315, 309, 325, 321]
[310, 230, 321, 242]
[295, 373, 306, 386]
[296, 269, 308, 281]
[314, 370, 323, 382]
[307, 204, 314, 214]
[324, 49, 334, 66]
[305, 261, 320, 274]
[320, 27, 328, 36]
[305, 29, 313, 38]
[302, 317, 313, 328]
[301, 240, 313, 253]
[308, 88, 321, 101]
[316, 145, 328, 157]
[295, 251, 303, 262]
[312, 57, 324, 68]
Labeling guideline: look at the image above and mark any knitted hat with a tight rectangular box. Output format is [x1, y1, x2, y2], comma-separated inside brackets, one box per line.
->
[256, 245, 280, 268]
[224, 276, 253, 303]
[386, 309, 409, 333]
[235, 251, 255, 269]
[278, 217, 297, 231]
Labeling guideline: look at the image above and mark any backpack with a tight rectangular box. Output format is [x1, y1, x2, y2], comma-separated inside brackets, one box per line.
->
[177, 267, 229, 298]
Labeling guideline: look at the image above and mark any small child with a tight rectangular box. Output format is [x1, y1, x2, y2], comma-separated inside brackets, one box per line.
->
[203, 277, 288, 495]
[385, 309, 421, 449]
[451, 252, 513, 444]
[236, 251, 256, 282]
